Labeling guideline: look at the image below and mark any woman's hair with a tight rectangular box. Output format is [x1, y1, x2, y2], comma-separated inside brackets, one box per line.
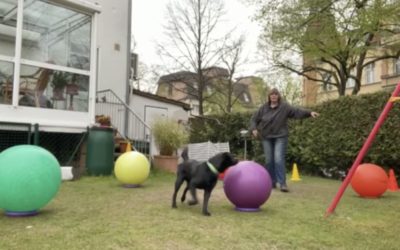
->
[267, 87, 281, 104]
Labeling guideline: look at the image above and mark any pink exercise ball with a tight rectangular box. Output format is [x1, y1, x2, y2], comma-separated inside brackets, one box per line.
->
[223, 161, 272, 211]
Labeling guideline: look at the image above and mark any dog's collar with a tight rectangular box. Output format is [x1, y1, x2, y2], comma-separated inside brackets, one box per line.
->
[206, 161, 219, 175]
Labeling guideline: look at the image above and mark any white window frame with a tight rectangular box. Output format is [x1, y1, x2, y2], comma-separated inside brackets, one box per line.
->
[243, 92, 250, 102]
[365, 63, 375, 84]
[321, 73, 333, 91]
[346, 78, 355, 88]
[0, 0, 100, 131]
[347, 69, 356, 88]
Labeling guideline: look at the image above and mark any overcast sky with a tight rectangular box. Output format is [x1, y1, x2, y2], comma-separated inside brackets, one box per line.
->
[131, 0, 264, 76]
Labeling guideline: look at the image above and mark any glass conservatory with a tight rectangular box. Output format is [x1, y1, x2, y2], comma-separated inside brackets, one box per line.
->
[0, 0, 99, 130]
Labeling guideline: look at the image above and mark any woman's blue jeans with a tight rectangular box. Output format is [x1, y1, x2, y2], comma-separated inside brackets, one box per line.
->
[261, 136, 288, 187]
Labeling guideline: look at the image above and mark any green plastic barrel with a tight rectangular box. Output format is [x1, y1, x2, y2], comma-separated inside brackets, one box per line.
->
[86, 126, 114, 175]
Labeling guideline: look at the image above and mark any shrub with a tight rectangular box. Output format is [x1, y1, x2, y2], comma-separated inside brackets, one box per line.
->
[151, 118, 189, 156]
[188, 90, 400, 178]
[288, 90, 400, 176]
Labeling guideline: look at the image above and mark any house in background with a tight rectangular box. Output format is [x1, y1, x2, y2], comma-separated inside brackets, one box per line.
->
[156, 70, 198, 111]
[303, 58, 400, 106]
[235, 76, 268, 107]
[302, 55, 400, 106]
[0, 0, 183, 166]
[131, 89, 190, 125]
[156, 67, 266, 114]
[129, 89, 190, 156]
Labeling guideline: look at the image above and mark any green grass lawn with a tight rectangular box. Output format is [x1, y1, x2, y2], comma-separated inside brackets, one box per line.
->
[0, 171, 399, 250]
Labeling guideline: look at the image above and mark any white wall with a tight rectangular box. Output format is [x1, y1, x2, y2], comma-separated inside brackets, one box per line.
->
[130, 93, 190, 156]
[89, 0, 130, 102]
[130, 94, 189, 126]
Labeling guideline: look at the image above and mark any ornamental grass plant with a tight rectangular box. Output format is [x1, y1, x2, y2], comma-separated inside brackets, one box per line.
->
[151, 118, 189, 156]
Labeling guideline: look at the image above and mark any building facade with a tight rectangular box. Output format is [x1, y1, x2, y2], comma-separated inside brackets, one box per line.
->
[303, 57, 400, 106]
[0, 0, 131, 133]
[156, 67, 265, 114]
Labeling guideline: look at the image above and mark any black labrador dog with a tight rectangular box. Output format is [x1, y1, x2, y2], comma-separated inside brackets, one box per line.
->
[172, 152, 238, 216]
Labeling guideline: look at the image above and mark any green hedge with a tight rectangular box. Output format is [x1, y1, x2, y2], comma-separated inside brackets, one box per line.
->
[189, 90, 400, 178]
[288, 91, 400, 177]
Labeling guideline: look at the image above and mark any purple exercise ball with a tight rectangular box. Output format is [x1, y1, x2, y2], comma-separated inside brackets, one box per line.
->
[223, 161, 272, 211]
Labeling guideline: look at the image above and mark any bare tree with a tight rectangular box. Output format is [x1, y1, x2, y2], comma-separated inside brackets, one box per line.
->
[133, 62, 165, 93]
[206, 35, 248, 113]
[157, 0, 229, 115]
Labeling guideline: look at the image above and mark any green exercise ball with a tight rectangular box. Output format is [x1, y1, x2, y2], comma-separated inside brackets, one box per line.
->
[0, 145, 61, 216]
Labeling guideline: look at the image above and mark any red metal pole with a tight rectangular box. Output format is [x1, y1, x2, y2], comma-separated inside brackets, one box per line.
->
[325, 83, 400, 216]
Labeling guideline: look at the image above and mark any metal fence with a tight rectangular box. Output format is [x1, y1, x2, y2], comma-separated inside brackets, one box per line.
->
[0, 122, 86, 167]
[37, 131, 86, 166]
[0, 122, 32, 151]
[96, 89, 152, 156]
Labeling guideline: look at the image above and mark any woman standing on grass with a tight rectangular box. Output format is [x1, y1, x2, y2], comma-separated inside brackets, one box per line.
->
[249, 88, 319, 192]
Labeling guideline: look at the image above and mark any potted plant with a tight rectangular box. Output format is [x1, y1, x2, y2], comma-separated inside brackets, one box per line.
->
[51, 71, 70, 100]
[151, 118, 189, 172]
[95, 115, 111, 127]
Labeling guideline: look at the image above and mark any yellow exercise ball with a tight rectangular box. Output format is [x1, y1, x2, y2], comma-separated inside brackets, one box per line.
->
[114, 151, 150, 186]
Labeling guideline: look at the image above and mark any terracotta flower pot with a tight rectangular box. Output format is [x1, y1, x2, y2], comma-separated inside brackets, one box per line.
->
[153, 155, 179, 173]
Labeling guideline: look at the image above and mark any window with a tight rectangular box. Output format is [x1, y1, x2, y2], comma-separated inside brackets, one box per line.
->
[347, 69, 356, 88]
[22, 2, 91, 69]
[168, 84, 173, 96]
[187, 82, 198, 97]
[206, 86, 212, 95]
[365, 63, 375, 84]
[242, 92, 250, 103]
[0, 0, 92, 111]
[347, 78, 355, 88]
[0, 61, 14, 105]
[322, 73, 333, 91]
[0, 1, 17, 105]
[394, 59, 400, 75]
[190, 103, 199, 115]
[0, 0, 17, 57]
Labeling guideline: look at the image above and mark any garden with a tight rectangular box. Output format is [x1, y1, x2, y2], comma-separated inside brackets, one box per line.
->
[1, 90, 400, 249]
[1, 172, 399, 249]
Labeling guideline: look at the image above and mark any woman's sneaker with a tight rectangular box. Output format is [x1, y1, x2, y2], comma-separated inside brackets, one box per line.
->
[280, 184, 289, 192]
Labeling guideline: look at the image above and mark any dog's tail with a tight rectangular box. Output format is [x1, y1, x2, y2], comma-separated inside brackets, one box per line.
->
[181, 146, 189, 161]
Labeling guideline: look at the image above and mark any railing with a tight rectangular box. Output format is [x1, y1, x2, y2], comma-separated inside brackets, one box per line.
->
[95, 89, 152, 157]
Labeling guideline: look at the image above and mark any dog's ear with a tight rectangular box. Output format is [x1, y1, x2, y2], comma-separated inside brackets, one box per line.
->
[208, 153, 223, 167]
[209, 152, 238, 171]
[227, 153, 239, 165]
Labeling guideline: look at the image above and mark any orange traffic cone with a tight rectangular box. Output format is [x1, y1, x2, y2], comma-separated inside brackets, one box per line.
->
[387, 168, 399, 192]
[125, 142, 132, 152]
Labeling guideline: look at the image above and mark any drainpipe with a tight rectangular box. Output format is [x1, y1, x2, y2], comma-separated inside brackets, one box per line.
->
[124, 0, 133, 138]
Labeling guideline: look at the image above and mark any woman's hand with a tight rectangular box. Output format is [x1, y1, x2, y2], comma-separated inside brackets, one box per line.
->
[311, 111, 319, 118]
